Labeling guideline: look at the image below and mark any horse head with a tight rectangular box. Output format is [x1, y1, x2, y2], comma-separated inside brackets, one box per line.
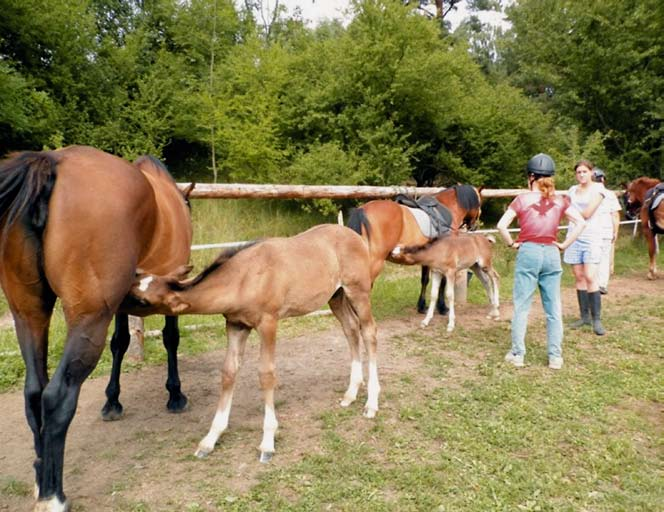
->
[132, 265, 193, 314]
[623, 177, 660, 220]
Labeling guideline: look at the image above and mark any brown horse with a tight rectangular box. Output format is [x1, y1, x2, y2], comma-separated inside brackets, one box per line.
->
[347, 184, 482, 312]
[0, 146, 193, 511]
[624, 177, 663, 279]
[129, 224, 380, 463]
[392, 232, 500, 332]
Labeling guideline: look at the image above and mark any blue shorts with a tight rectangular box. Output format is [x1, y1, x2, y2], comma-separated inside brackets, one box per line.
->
[563, 238, 601, 265]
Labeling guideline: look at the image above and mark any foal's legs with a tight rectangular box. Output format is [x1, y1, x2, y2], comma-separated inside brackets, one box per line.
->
[163, 315, 188, 412]
[471, 264, 500, 320]
[421, 270, 443, 328]
[343, 288, 380, 418]
[195, 321, 250, 458]
[418, 266, 449, 315]
[256, 315, 279, 462]
[329, 291, 363, 407]
[444, 269, 457, 332]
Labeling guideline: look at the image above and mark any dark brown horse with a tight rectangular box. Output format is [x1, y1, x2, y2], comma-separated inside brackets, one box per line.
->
[347, 184, 482, 312]
[0, 146, 193, 511]
[624, 177, 663, 279]
[129, 224, 380, 463]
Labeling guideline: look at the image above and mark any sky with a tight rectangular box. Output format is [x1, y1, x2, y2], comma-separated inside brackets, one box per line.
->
[276, 0, 510, 30]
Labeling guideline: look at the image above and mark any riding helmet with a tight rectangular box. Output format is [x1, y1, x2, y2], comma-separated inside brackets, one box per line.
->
[526, 153, 556, 176]
[592, 168, 606, 182]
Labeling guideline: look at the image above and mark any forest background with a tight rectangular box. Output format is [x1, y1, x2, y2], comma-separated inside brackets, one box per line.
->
[1, 0, 662, 216]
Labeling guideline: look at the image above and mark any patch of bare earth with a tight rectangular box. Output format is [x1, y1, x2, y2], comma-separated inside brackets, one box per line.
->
[0, 275, 661, 510]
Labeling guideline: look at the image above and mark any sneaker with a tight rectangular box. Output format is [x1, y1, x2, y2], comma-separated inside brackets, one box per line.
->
[504, 352, 524, 367]
[548, 356, 564, 370]
[599, 287, 608, 295]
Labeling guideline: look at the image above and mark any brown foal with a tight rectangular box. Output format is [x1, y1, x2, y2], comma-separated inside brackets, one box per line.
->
[391, 232, 500, 332]
[130, 224, 380, 462]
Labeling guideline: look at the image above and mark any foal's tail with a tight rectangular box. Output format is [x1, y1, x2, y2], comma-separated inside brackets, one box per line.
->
[0, 151, 57, 242]
[347, 207, 371, 241]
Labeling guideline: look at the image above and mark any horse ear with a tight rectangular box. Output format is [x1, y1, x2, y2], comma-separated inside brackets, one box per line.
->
[166, 294, 189, 314]
[182, 182, 195, 200]
[170, 264, 193, 281]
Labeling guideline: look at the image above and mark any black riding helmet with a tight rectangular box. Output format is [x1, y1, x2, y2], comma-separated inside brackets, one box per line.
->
[526, 153, 556, 177]
[592, 168, 606, 182]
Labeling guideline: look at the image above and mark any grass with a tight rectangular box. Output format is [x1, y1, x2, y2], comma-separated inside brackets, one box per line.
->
[0, 203, 663, 511]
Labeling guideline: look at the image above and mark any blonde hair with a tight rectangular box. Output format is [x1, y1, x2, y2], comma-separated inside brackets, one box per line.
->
[534, 176, 556, 199]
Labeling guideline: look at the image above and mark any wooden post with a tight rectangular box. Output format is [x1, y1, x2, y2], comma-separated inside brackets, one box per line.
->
[454, 270, 468, 303]
[127, 316, 145, 361]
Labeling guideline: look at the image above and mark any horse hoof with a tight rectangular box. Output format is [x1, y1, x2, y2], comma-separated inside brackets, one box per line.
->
[194, 446, 212, 459]
[34, 496, 70, 512]
[340, 398, 354, 407]
[363, 407, 377, 419]
[420, 320, 429, 328]
[100, 402, 124, 422]
[259, 451, 274, 463]
[446, 326, 454, 333]
[167, 393, 189, 413]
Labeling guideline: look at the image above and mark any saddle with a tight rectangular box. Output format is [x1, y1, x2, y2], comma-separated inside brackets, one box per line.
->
[644, 183, 664, 235]
[394, 194, 453, 238]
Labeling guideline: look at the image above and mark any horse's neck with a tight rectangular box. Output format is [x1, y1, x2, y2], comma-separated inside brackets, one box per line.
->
[175, 268, 237, 315]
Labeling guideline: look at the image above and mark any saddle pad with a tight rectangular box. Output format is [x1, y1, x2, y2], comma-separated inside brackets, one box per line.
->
[406, 206, 436, 238]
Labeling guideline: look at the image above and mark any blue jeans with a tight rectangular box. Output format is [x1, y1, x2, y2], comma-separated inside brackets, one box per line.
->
[511, 242, 563, 358]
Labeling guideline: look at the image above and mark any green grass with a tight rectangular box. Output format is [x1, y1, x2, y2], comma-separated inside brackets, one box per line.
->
[1, 204, 663, 510]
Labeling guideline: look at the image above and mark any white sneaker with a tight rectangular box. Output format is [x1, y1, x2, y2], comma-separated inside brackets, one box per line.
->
[504, 352, 524, 367]
[548, 356, 564, 370]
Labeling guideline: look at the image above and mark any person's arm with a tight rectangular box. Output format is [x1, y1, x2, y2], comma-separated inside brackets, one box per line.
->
[579, 186, 605, 219]
[554, 206, 586, 250]
[497, 208, 519, 249]
[611, 211, 620, 242]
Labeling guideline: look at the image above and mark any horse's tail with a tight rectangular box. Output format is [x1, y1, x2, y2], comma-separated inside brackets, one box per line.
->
[0, 151, 58, 242]
[347, 207, 371, 241]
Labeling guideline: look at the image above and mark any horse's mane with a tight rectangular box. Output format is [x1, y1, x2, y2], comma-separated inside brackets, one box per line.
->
[452, 184, 481, 211]
[134, 155, 175, 182]
[0, 151, 58, 242]
[401, 232, 454, 255]
[170, 241, 261, 291]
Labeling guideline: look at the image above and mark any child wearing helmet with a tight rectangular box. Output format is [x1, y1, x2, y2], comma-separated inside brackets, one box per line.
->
[497, 153, 586, 370]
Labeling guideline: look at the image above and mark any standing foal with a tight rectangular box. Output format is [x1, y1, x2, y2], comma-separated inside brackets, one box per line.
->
[392, 232, 500, 332]
[130, 224, 380, 462]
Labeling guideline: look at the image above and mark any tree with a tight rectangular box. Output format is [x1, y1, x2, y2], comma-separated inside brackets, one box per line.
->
[503, 0, 664, 179]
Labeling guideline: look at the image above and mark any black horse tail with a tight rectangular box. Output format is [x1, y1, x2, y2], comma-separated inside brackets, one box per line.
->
[0, 151, 58, 243]
[347, 207, 371, 241]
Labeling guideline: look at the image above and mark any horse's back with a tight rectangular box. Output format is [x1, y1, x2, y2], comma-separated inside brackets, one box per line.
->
[133, 156, 192, 273]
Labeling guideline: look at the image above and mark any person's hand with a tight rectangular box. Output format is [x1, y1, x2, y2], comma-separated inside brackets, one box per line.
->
[553, 241, 565, 251]
[511, 241, 521, 250]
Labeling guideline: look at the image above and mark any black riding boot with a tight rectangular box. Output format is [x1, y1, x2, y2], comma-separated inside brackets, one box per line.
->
[589, 291, 606, 336]
[570, 290, 591, 329]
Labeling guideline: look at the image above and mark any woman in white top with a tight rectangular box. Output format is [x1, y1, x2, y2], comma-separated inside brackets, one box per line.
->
[563, 160, 607, 335]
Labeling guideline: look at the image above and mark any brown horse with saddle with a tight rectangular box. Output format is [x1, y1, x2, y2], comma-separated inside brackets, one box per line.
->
[623, 176, 664, 279]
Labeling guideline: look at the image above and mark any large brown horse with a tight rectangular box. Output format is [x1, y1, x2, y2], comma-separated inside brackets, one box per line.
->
[624, 177, 663, 279]
[129, 224, 380, 463]
[0, 146, 193, 511]
[347, 184, 482, 313]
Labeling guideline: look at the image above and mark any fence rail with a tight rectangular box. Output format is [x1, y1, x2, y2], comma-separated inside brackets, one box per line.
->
[177, 183, 533, 200]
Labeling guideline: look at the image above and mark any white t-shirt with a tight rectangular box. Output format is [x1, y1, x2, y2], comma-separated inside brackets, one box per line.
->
[567, 183, 605, 242]
[595, 185, 622, 239]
